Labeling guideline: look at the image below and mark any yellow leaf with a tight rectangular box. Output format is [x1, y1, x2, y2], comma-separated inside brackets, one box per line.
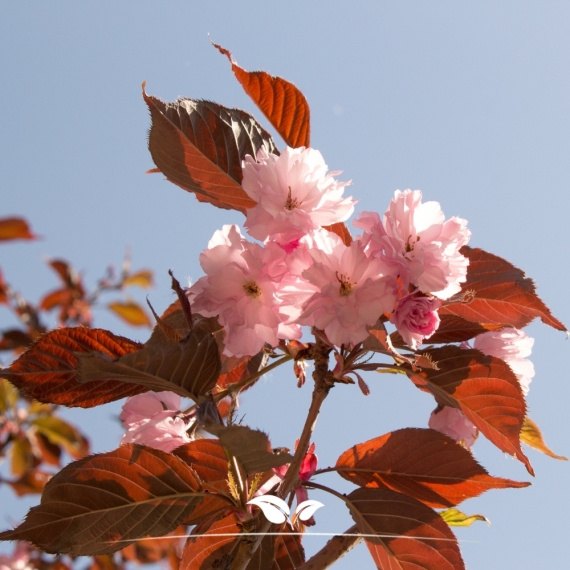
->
[0, 378, 18, 413]
[520, 416, 567, 460]
[108, 300, 152, 327]
[9, 437, 34, 477]
[440, 508, 490, 527]
[31, 415, 89, 459]
[123, 270, 154, 289]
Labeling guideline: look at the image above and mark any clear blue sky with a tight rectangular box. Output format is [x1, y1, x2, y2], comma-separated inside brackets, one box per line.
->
[2, 2, 570, 568]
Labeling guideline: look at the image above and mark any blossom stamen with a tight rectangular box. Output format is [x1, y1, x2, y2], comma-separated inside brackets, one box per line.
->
[243, 281, 262, 298]
[336, 271, 355, 296]
[285, 186, 300, 211]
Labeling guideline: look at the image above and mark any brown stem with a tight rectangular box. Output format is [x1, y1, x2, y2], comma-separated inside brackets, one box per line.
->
[230, 335, 333, 570]
[297, 524, 363, 570]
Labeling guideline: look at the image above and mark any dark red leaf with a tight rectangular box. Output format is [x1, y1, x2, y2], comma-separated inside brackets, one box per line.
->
[2, 328, 144, 408]
[0, 445, 205, 556]
[408, 345, 533, 475]
[144, 84, 277, 213]
[214, 42, 310, 149]
[0, 217, 37, 241]
[347, 487, 465, 570]
[322, 222, 352, 246]
[0, 329, 33, 351]
[440, 247, 566, 332]
[336, 428, 529, 508]
[78, 325, 221, 401]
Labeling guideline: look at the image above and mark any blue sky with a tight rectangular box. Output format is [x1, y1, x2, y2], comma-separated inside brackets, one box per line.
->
[2, 2, 570, 568]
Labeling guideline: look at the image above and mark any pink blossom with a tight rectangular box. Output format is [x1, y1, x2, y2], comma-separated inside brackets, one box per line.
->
[189, 225, 300, 357]
[120, 391, 192, 452]
[471, 329, 535, 395]
[381, 190, 471, 299]
[242, 146, 356, 244]
[389, 293, 442, 350]
[428, 406, 478, 448]
[0, 543, 33, 570]
[298, 239, 397, 347]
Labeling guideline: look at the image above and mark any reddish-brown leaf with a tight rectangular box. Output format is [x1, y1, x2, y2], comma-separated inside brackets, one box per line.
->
[174, 439, 232, 525]
[408, 345, 533, 475]
[0, 445, 205, 556]
[322, 222, 352, 246]
[78, 326, 221, 401]
[2, 328, 144, 408]
[214, 42, 310, 149]
[336, 428, 529, 508]
[5, 469, 52, 496]
[347, 487, 464, 570]
[0, 217, 37, 241]
[440, 247, 566, 332]
[0, 329, 33, 351]
[207, 425, 292, 475]
[144, 84, 277, 213]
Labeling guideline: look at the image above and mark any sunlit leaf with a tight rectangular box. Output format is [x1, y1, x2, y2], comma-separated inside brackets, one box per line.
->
[440, 508, 489, 527]
[0, 378, 18, 413]
[440, 247, 566, 332]
[0, 444, 205, 556]
[123, 270, 154, 288]
[323, 222, 352, 246]
[0, 217, 37, 241]
[144, 84, 277, 213]
[30, 415, 89, 459]
[520, 416, 567, 460]
[347, 487, 465, 570]
[336, 428, 529, 508]
[213, 42, 310, 149]
[408, 345, 533, 475]
[78, 326, 221, 401]
[2, 328, 144, 408]
[6, 469, 52, 496]
[108, 300, 152, 328]
[9, 436, 35, 476]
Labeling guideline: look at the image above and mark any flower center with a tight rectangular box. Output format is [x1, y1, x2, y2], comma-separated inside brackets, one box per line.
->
[336, 272, 355, 296]
[405, 234, 420, 253]
[243, 281, 262, 298]
[285, 186, 300, 211]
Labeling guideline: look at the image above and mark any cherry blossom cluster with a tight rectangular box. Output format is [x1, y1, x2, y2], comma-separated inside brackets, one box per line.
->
[189, 146, 471, 357]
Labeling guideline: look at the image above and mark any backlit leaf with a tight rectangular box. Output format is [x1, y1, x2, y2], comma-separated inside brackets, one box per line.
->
[408, 346, 533, 475]
[2, 328, 144, 408]
[123, 270, 154, 288]
[144, 84, 277, 213]
[78, 326, 221, 401]
[108, 300, 152, 328]
[30, 416, 89, 459]
[0, 444, 205, 556]
[214, 42, 310, 149]
[323, 222, 352, 246]
[347, 487, 464, 570]
[440, 508, 489, 527]
[0, 217, 37, 241]
[6, 469, 52, 496]
[208, 425, 292, 475]
[10, 437, 35, 476]
[336, 428, 529, 508]
[0, 378, 18, 413]
[520, 416, 567, 460]
[440, 247, 566, 332]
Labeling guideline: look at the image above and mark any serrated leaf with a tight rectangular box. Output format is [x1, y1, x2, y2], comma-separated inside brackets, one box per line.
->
[78, 326, 221, 401]
[208, 425, 292, 475]
[440, 508, 489, 527]
[347, 487, 465, 570]
[520, 416, 567, 460]
[0, 444, 205, 556]
[214, 42, 310, 149]
[108, 300, 152, 328]
[408, 345, 533, 475]
[336, 428, 529, 508]
[0, 217, 37, 241]
[123, 270, 154, 288]
[1, 328, 144, 408]
[440, 247, 566, 332]
[30, 416, 89, 459]
[144, 84, 277, 213]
